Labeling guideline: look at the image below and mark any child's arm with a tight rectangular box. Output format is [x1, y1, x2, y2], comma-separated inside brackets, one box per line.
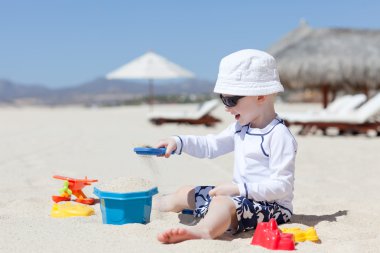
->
[209, 183, 240, 197]
[171, 123, 236, 159]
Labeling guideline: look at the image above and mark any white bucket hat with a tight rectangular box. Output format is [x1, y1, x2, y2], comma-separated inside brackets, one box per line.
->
[214, 49, 284, 96]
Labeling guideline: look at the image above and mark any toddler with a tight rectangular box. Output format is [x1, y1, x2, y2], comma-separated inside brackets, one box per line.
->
[154, 49, 297, 244]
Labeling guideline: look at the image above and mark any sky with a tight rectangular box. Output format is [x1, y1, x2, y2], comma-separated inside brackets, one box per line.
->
[1, 0, 379, 88]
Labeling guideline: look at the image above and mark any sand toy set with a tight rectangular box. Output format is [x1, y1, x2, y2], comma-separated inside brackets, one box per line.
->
[51, 175, 97, 218]
[52, 175, 98, 204]
[50, 172, 158, 225]
[250, 219, 320, 250]
[49, 147, 320, 250]
[94, 185, 158, 225]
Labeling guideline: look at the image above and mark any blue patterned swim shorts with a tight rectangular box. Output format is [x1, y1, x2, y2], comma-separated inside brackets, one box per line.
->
[193, 186, 292, 233]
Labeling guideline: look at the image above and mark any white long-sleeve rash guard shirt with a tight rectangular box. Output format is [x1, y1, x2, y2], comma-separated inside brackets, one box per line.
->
[173, 117, 297, 212]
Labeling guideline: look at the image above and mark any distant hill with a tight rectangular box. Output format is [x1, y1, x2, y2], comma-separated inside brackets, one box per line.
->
[0, 79, 54, 105]
[0, 78, 215, 106]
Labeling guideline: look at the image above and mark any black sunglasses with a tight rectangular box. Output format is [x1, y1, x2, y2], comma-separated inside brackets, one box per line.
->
[219, 94, 245, 107]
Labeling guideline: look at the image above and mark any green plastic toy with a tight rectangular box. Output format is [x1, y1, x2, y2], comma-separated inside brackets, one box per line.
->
[59, 180, 72, 197]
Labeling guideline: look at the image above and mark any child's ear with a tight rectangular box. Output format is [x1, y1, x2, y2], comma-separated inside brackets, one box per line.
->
[257, 95, 266, 103]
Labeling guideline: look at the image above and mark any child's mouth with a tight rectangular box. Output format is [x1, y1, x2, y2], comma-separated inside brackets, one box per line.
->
[235, 114, 240, 120]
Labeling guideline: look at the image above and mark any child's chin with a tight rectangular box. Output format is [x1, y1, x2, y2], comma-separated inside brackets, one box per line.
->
[237, 119, 249, 125]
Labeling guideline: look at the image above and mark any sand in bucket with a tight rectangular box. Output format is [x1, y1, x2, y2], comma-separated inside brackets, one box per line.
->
[95, 177, 158, 225]
[96, 177, 155, 193]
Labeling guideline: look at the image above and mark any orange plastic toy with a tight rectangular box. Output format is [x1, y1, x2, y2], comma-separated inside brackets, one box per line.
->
[52, 175, 98, 205]
[251, 218, 295, 251]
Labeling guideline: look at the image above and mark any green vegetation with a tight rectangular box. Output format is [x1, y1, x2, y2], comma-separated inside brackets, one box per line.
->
[101, 93, 217, 107]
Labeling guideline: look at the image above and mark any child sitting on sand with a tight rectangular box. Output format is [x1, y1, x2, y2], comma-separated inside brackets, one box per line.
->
[154, 49, 297, 244]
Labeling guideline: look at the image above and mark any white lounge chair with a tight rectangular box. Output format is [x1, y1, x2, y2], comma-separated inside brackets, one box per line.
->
[147, 99, 221, 127]
[280, 94, 366, 122]
[284, 93, 380, 136]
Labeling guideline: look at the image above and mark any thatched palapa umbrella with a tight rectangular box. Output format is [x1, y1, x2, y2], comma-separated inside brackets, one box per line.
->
[268, 21, 380, 107]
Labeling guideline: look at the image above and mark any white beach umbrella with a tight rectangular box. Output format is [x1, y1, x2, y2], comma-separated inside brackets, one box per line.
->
[106, 51, 194, 105]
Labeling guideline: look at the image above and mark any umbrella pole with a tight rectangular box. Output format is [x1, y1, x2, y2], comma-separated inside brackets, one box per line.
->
[321, 84, 329, 108]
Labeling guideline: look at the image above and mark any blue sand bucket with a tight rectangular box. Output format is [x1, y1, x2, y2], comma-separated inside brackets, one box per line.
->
[93, 187, 158, 225]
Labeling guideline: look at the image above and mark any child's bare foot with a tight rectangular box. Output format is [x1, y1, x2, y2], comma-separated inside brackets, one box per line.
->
[157, 227, 211, 244]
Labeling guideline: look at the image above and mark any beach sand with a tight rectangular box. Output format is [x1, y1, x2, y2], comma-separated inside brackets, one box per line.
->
[0, 103, 379, 253]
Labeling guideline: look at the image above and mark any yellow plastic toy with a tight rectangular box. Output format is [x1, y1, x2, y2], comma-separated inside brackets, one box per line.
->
[51, 202, 95, 218]
[280, 227, 320, 243]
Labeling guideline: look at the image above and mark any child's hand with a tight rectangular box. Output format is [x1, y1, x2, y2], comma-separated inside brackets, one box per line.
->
[155, 137, 177, 158]
[209, 183, 240, 197]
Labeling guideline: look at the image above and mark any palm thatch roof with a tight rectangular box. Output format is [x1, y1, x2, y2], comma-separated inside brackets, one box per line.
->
[268, 22, 380, 91]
